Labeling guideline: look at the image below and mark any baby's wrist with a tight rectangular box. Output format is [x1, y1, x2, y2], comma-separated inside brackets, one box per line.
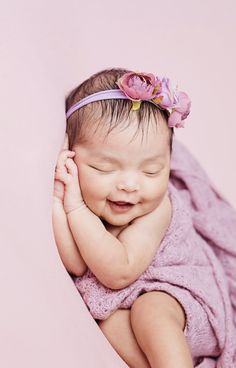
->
[65, 202, 87, 216]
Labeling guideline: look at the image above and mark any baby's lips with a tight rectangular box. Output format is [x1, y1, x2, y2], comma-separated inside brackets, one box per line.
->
[114, 201, 131, 205]
[109, 200, 136, 205]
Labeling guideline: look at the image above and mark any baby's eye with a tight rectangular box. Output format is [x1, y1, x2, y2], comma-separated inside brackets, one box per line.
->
[143, 171, 160, 176]
[143, 165, 162, 176]
[89, 165, 114, 173]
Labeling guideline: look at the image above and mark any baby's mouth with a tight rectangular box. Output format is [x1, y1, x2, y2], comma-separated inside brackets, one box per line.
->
[107, 200, 135, 213]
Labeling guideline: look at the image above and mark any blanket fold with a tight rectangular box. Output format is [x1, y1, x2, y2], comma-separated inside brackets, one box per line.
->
[73, 139, 236, 367]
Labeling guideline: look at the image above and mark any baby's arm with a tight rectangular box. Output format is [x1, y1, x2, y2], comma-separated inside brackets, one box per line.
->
[67, 193, 171, 289]
[52, 199, 87, 276]
[117, 194, 172, 287]
[52, 140, 87, 276]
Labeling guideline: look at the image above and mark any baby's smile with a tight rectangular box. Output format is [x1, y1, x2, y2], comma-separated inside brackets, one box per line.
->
[107, 200, 136, 214]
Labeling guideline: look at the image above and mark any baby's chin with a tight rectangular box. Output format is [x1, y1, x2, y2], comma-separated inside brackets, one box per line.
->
[100, 214, 134, 227]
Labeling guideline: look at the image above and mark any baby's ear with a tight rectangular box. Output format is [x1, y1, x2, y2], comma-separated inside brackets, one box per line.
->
[62, 133, 69, 150]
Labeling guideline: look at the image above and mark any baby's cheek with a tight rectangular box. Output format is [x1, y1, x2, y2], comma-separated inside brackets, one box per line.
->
[146, 178, 168, 202]
[80, 175, 109, 202]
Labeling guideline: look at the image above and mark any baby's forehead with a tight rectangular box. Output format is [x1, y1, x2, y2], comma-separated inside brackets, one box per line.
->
[83, 111, 170, 141]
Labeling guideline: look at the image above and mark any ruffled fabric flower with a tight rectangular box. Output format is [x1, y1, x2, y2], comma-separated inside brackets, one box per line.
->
[116, 72, 162, 111]
[116, 72, 191, 128]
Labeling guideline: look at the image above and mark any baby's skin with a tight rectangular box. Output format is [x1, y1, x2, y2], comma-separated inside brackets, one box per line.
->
[52, 115, 193, 368]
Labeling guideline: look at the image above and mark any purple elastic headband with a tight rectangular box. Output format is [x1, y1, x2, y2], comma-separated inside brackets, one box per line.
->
[66, 89, 128, 119]
[66, 71, 191, 128]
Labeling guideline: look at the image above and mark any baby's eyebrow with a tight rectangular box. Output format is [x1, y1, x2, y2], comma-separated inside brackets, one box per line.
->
[141, 154, 164, 163]
[90, 154, 118, 162]
[91, 153, 164, 164]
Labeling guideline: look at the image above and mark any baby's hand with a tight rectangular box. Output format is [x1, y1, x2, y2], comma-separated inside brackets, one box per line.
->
[53, 175, 65, 204]
[55, 149, 85, 214]
[53, 134, 69, 205]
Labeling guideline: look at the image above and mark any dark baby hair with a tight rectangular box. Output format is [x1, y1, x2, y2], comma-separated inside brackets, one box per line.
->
[65, 68, 173, 151]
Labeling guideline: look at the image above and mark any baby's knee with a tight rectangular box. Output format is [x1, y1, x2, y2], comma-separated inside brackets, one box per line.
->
[97, 309, 130, 336]
[131, 291, 186, 330]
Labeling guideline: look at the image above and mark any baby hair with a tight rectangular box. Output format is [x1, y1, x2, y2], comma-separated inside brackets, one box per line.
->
[66, 68, 173, 151]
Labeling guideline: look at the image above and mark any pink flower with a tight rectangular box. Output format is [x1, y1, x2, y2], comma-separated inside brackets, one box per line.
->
[168, 111, 185, 128]
[175, 91, 191, 118]
[116, 72, 161, 101]
[168, 91, 191, 128]
[116, 71, 191, 128]
[155, 78, 178, 110]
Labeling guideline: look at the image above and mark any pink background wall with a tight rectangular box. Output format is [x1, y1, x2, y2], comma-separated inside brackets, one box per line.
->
[1, 1, 235, 367]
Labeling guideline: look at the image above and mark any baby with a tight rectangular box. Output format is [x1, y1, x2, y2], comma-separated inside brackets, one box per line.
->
[52, 68, 193, 368]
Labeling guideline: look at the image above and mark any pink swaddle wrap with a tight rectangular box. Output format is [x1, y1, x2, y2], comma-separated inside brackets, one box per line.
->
[73, 139, 236, 367]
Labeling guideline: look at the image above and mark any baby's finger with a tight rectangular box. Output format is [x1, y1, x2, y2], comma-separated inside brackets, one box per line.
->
[59, 150, 75, 160]
[54, 168, 71, 184]
[53, 179, 65, 200]
[65, 158, 78, 177]
[56, 150, 75, 170]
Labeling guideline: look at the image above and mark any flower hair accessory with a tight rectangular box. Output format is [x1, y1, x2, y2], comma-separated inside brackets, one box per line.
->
[66, 71, 191, 128]
[116, 72, 191, 128]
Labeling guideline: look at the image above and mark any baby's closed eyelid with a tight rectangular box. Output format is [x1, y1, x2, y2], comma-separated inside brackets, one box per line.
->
[143, 171, 160, 177]
[88, 164, 115, 173]
[142, 165, 163, 173]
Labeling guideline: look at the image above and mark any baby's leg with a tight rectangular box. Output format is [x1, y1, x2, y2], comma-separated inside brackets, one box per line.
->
[98, 309, 151, 368]
[130, 291, 193, 368]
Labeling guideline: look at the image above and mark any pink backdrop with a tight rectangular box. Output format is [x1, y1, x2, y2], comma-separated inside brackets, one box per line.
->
[1, 1, 235, 367]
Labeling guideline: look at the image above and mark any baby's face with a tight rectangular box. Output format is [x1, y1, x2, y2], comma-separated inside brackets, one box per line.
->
[72, 116, 171, 227]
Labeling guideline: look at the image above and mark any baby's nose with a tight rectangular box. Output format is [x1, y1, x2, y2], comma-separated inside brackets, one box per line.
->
[116, 174, 140, 192]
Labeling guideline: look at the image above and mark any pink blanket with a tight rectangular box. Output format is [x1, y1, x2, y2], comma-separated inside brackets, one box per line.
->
[73, 139, 236, 367]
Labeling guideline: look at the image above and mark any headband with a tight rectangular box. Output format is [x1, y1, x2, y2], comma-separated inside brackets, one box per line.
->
[66, 71, 191, 128]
